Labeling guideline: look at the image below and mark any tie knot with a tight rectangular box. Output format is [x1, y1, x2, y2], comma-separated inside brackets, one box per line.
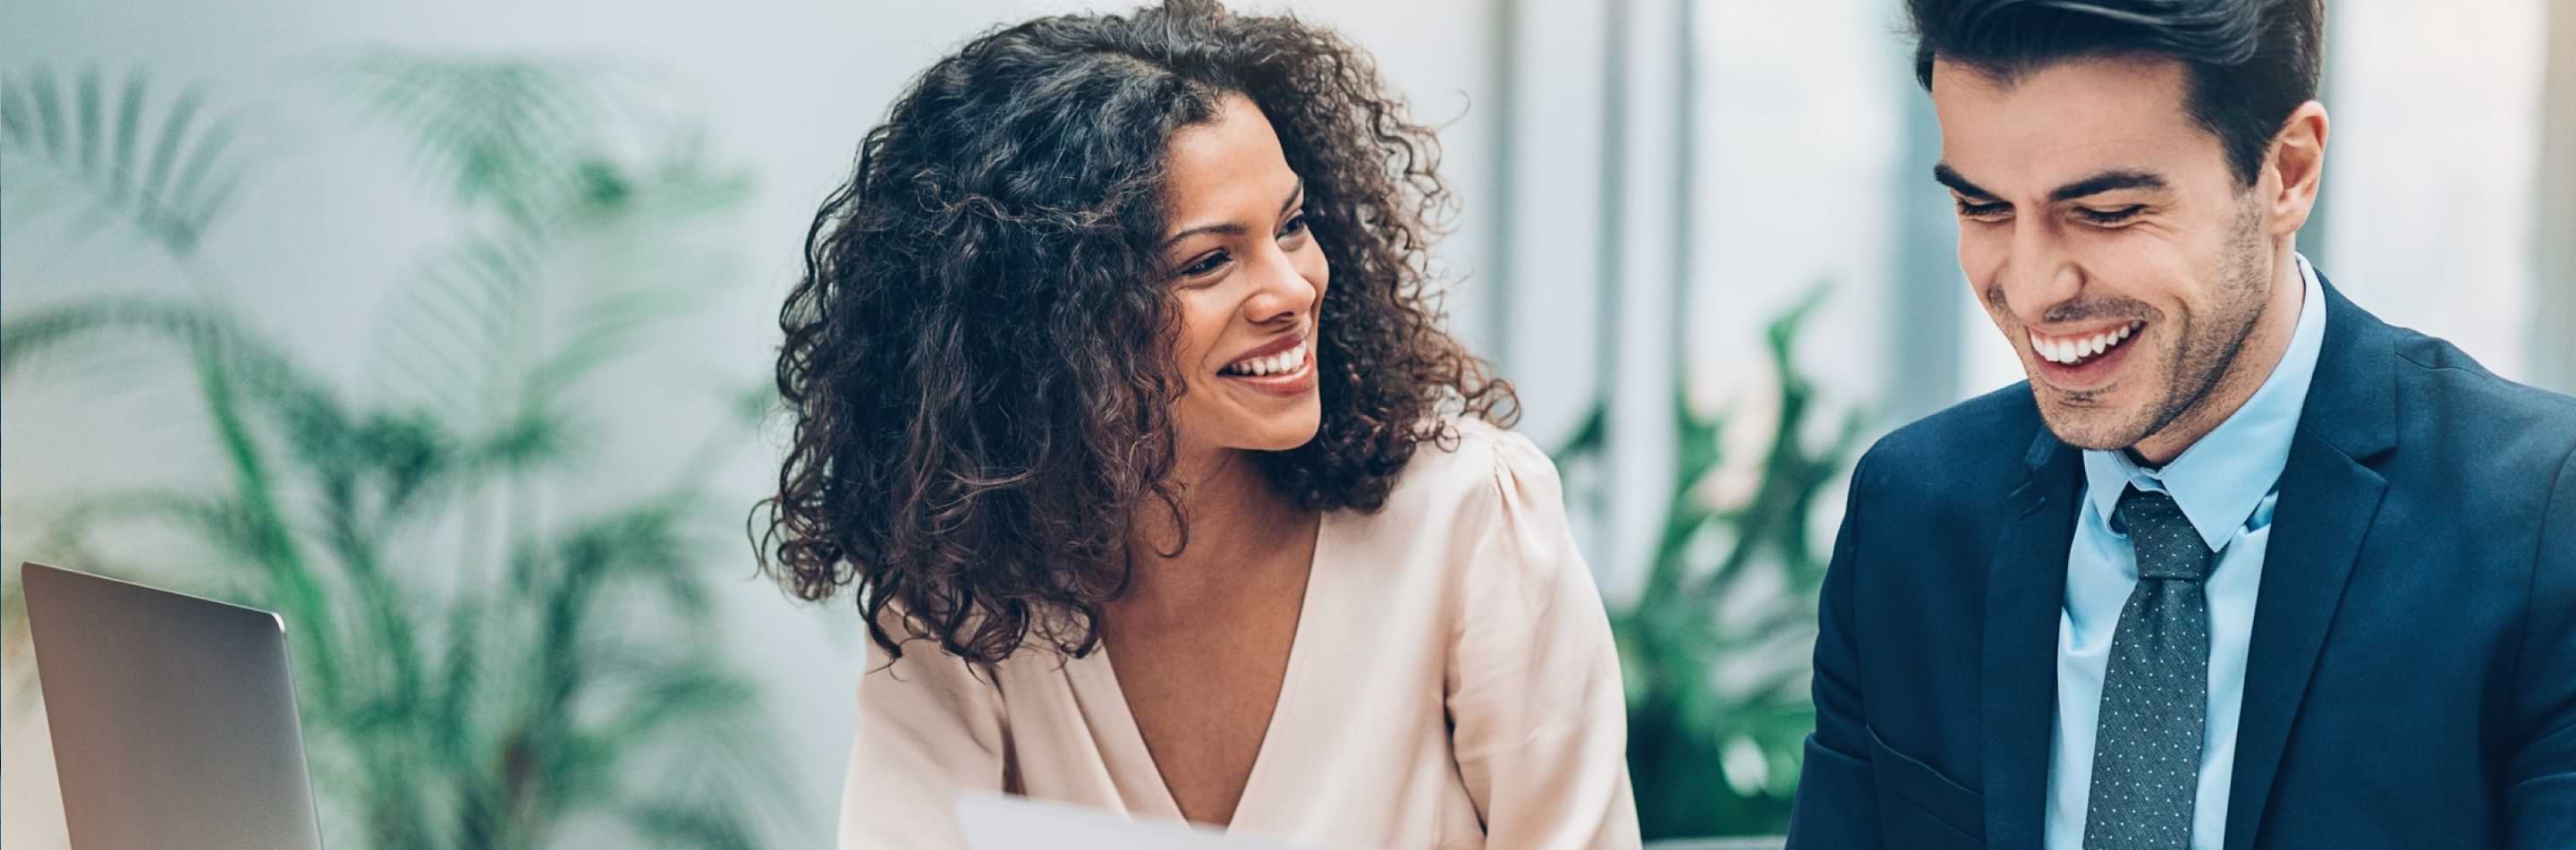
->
[2115, 487, 2213, 582]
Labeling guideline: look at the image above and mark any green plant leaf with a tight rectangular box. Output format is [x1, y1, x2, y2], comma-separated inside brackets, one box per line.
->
[1599, 283, 1866, 839]
[9, 51, 789, 850]
[618, 797, 762, 850]
[329, 51, 620, 219]
[0, 64, 251, 256]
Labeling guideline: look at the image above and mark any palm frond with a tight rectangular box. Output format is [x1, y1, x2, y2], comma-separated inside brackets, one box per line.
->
[617, 693, 809, 850]
[0, 297, 345, 429]
[46, 489, 266, 567]
[363, 105, 748, 438]
[617, 798, 763, 850]
[9, 49, 789, 850]
[328, 51, 622, 221]
[374, 230, 548, 423]
[0, 297, 211, 378]
[600, 664, 755, 746]
[0, 64, 251, 257]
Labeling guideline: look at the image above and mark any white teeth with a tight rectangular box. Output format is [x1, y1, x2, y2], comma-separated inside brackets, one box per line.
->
[2030, 322, 2141, 365]
[1226, 340, 1309, 377]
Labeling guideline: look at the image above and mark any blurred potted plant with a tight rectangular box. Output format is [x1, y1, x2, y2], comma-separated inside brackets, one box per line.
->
[2, 56, 796, 848]
[1555, 290, 1865, 839]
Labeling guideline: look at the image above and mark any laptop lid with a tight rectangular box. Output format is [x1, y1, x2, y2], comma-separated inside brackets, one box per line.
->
[21, 563, 326, 850]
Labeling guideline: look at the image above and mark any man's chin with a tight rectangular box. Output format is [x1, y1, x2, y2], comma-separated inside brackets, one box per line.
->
[2031, 391, 2152, 453]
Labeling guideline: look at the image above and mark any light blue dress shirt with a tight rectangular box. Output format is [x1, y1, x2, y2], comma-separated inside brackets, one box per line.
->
[2044, 254, 2328, 850]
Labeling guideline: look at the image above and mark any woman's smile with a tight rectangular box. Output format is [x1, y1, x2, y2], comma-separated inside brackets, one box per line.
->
[1215, 328, 1317, 397]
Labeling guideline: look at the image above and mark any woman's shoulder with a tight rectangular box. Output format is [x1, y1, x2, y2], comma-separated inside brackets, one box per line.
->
[1340, 417, 1572, 555]
[1384, 416, 1562, 508]
[858, 597, 1003, 688]
[1332, 417, 1596, 629]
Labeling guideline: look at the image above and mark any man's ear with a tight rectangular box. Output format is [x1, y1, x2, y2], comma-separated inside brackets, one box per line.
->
[2266, 100, 2330, 237]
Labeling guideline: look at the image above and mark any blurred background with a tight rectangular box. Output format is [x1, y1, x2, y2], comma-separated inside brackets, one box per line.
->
[4, 0, 2570, 846]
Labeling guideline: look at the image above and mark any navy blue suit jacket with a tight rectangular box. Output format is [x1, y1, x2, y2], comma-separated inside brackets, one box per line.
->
[1785, 281, 2576, 849]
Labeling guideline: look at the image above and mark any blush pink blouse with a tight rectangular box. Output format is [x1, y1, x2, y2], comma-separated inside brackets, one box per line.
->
[838, 420, 1641, 849]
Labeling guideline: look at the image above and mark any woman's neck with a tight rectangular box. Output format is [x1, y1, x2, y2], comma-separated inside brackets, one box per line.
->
[1124, 446, 1310, 597]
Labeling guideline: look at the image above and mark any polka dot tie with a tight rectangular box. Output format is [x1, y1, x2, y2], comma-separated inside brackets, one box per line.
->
[2083, 487, 2215, 850]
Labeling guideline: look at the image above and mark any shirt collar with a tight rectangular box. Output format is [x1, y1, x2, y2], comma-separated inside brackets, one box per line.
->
[2082, 252, 2328, 549]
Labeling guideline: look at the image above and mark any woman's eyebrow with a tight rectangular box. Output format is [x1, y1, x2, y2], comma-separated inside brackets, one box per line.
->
[1161, 178, 1306, 249]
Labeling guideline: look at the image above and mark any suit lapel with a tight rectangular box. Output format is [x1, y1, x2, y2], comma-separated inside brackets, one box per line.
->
[1983, 429, 2080, 849]
[2221, 280, 2397, 850]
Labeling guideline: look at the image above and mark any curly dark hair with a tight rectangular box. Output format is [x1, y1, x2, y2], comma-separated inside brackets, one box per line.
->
[757, 0, 1516, 665]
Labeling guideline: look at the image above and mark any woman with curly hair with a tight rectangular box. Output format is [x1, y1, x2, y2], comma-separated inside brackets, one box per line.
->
[760, 2, 1639, 846]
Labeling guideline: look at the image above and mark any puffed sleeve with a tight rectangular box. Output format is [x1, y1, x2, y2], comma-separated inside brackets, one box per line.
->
[1445, 428, 1644, 849]
[839, 608, 1010, 850]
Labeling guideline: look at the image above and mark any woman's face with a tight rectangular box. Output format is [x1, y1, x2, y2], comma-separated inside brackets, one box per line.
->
[1157, 92, 1328, 457]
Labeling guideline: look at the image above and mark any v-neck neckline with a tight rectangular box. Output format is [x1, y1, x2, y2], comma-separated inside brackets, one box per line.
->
[1080, 509, 1335, 834]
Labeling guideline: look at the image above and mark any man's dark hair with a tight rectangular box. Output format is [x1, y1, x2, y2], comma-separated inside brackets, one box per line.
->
[1907, 0, 2324, 185]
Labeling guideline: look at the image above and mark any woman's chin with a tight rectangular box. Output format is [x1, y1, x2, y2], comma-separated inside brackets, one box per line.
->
[1216, 412, 1323, 455]
[1178, 390, 1323, 455]
[1245, 422, 1322, 454]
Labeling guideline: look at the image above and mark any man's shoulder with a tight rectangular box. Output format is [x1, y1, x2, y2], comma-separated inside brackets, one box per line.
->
[2328, 282, 2576, 481]
[2388, 328, 2576, 435]
[2378, 324, 2576, 480]
[1851, 382, 2051, 506]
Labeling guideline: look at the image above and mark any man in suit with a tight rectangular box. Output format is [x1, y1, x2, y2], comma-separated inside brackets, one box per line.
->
[1785, 0, 2576, 847]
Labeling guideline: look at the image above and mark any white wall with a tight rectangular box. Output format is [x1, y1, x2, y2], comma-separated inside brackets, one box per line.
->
[2319, 0, 2552, 373]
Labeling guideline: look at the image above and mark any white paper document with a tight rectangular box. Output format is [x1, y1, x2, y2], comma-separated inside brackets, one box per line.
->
[953, 792, 1346, 850]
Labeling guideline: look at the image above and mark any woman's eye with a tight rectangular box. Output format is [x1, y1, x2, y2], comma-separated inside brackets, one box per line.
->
[2075, 205, 2145, 225]
[1279, 212, 1309, 236]
[1177, 251, 1230, 280]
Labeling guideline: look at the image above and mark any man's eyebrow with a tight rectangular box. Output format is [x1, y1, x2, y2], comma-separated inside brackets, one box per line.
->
[2047, 169, 2167, 203]
[1932, 163, 1996, 200]
[1934, 165, 2172, 205]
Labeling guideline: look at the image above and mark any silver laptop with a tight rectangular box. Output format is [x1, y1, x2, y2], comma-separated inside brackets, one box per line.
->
[21, 563, 326, 850]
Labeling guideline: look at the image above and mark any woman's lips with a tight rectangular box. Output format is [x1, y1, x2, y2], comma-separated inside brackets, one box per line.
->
[1218, 336, 1315, 397]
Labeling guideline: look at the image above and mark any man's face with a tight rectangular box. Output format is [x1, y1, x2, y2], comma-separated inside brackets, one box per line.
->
[1931, 56, 2283, 455]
